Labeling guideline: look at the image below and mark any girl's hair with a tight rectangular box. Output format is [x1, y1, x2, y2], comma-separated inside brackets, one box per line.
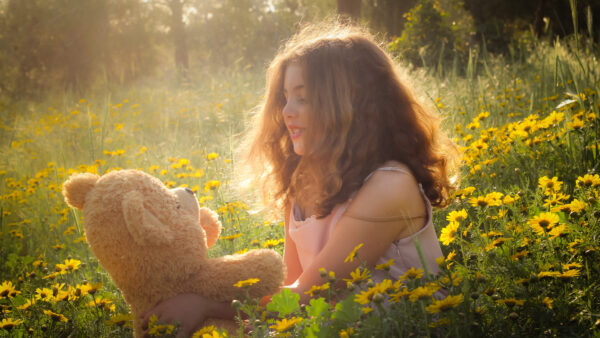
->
[242, 22, 458, 217]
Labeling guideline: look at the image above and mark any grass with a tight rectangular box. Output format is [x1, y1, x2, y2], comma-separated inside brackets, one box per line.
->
[0, 36, 599, 337]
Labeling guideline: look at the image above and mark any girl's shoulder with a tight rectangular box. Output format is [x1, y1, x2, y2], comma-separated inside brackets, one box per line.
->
[345, 161, 424, 220]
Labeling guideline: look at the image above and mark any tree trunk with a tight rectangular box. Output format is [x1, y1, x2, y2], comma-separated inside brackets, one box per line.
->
[337, 0, 361, 22]
[169, 0, 189, 79]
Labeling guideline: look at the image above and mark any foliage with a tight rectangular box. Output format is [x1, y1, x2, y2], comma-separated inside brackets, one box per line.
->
[461, 0, 600, 53]
[388, 0, 471, 70]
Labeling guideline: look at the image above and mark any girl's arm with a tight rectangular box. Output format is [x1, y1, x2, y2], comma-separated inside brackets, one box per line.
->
[283, 203, 303, 284]
[140, 294, 235, 337]
[286, 168, 426, 304]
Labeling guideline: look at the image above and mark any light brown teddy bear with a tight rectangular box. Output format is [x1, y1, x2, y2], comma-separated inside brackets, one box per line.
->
[62, 169, 285, 337]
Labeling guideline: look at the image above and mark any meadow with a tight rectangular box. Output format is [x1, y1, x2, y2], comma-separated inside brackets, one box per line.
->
[0, 36, 599, 337]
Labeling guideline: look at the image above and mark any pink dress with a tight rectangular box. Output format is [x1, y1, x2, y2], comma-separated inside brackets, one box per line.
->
[288, 166, 443, 283]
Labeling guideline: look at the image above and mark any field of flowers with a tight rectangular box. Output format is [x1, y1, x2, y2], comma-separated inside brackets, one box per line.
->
[1, 38, 599, 337]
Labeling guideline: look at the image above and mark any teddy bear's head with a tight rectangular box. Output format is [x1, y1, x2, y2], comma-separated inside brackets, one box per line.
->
[62, 170, 221, 288]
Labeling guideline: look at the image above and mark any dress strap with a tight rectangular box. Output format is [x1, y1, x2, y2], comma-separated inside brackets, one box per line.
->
[363, 166, 411, 182]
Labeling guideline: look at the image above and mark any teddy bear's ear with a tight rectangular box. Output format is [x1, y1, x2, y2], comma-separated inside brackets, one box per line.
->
[122, 190, 174, 246]
[199, 207, 221, 248]
[63, 173, 100, 209]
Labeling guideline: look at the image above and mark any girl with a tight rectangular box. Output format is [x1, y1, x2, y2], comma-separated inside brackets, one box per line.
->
[142, 22, 457, 336]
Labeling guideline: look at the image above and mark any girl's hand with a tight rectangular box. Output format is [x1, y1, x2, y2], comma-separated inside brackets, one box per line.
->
[140, 293, 211, 338]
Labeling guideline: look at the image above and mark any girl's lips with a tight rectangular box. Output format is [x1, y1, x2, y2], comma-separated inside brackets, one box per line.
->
[288, 126, 303, 140]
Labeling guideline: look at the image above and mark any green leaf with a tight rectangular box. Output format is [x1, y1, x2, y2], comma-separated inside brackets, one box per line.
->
[306, 298, 331, 319]
[331, 296, 362, 323]
[266, 288, 300, 316]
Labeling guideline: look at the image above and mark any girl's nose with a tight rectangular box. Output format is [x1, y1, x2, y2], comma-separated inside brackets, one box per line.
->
[282, 102, 296, 118]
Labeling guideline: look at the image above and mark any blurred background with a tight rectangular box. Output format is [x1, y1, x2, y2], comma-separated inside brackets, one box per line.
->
[0, 0, 599, 101]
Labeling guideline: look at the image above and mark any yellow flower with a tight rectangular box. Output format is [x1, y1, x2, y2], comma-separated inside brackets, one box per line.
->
[63, 258, 82, 271]
[528, 212, 560, 235]
[221, 233, 242, 241]
[484, 237, 511, 251]
[192, 325, 217, 338]
[147, 314, 175, 336]
[496, 298, 525, 307]
[429, 317, 451, 328]
[304, 283, 330, 298]
[389, 287, 411, 303]
[88, 297, 116, 312]
[206, 152, 219, 161]
[361, 306, 373, 314]
[543, 193, 570, 208]
[447, 250, 456, 261]
[400, 267, 424, 281]
[440, 222, 459, 245]
[43, 309, 69, 322]
[0, 318, 24, 330]
[567, 118, 585, 130]
[441, 273, 463, 286]
[563, 262, 582, 270]
[510, 250, 529, 261]
[354, 280, 393, 304]
[538, 176, 563, 195]
[552, 199, 587, 213]
[375, 259, 395, 271]
[409, 285, 439, 302]
[343, 267, 370, 286]
[17, 299, 35, 310]
[233, 278, 260, 288]
[35, 287, 54, 301]
[576, 174, 600, 188]
[269, 317, 303, 332]
[468, 192, 503, 207]
[538, 271, 561, 279]
[425, 294, 464, 313]
[542, 297, 554, 310]
[106, 313, 134, 328]
[559, 269, 580, 278]
[344, 243, 363, 263]
[204, 180, 221, 192]
[339, 327, 355, 338]
[548, 224, 569, 239]
[446, 209, 468, 223]
[454, 186, 476, 199]
[0, 281, 20, 299]
[262, 239, 281, 248]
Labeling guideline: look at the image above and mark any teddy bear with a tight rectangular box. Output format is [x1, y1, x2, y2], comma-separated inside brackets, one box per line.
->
[62, 169, 285, 337]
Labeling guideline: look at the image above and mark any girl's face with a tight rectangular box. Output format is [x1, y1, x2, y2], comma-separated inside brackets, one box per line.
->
[282, 63, 310, 156]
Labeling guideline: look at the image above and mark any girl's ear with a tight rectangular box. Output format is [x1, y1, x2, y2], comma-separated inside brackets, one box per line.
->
[122, 190, 174, 246]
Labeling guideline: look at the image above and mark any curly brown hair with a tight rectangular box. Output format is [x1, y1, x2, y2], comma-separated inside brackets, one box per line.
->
[242, 22, 458, 218]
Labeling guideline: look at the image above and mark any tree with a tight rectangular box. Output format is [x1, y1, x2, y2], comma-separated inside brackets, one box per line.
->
[337, 0, 360, 22]
[167, 0, 189, 78]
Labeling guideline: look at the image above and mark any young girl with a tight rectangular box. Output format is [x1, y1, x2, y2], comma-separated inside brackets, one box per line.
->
[141, 22, 457, 336]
